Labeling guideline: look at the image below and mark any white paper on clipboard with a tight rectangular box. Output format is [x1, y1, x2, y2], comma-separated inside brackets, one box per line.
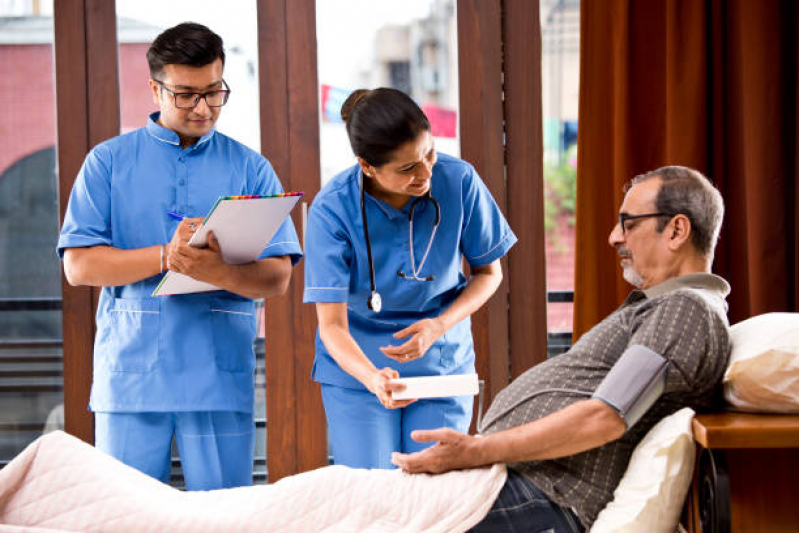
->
[152, 194, 301, 296]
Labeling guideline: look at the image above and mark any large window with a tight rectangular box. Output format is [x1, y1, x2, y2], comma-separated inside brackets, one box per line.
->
[0, 6, 63, 468]
[541, 0, 579, 355]
[2, 0, 559, 481]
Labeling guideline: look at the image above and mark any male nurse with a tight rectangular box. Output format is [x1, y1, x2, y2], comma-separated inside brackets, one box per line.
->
[57, 22, 302, 490]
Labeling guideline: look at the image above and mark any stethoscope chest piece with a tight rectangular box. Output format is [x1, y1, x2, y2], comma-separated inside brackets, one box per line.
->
[367, 291, 382, 313]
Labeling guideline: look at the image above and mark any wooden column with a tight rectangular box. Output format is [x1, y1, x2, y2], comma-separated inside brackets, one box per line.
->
[457, 0, 511, 407]
[54, 0, 120, 445]
[259, 0, 327, 481]
[502, 0, 548, 374]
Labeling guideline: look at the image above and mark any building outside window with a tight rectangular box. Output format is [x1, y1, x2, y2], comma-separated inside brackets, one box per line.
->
[317, 0, 459, 187]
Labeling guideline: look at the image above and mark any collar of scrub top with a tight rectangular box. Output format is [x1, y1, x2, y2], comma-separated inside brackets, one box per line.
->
[359, 169, 441, 314]
[145, 111, 216, 149]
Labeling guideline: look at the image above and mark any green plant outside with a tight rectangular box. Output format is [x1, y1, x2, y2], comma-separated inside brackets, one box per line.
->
[544, 144, 577, 236]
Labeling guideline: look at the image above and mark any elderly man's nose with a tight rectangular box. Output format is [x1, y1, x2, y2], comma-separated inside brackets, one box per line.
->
[609, 223, 624, 246]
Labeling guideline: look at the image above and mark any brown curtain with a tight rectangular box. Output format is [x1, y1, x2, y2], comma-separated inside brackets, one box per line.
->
[574, 0, 799, 340]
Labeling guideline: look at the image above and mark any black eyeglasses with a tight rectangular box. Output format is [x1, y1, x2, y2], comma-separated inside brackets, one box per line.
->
[618, 212, 674, 233]
[153, 78, 231, 109]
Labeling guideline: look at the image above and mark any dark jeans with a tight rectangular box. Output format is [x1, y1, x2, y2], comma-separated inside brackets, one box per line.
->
[468, 469, 584, 533]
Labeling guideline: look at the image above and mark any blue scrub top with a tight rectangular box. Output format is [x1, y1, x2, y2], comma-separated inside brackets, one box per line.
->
[57, 113, 303, 413]
[304, 153, 517, 389]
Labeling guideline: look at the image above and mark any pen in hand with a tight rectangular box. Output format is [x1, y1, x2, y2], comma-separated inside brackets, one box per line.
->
[168, 211, 200, 232]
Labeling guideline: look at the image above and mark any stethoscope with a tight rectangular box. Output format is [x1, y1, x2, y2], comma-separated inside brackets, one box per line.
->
[360, 170, 441, 313]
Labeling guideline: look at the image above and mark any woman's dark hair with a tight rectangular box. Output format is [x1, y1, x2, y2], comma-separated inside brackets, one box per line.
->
[147, 22, 225, 78]
[340, 88, 430, 167]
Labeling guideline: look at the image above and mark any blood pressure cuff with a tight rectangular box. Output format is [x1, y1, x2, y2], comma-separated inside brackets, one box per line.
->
[592, 344, 669, 430]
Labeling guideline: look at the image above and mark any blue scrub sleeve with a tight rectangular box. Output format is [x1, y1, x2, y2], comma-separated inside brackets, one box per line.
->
[253, 159, 303, 265]
[302, 202, 353, 303]
[57, 145, 114, 259]
[459, 165, 518, 266]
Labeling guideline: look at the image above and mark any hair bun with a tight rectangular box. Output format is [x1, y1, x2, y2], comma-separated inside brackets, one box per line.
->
[340, 89, 371, 123]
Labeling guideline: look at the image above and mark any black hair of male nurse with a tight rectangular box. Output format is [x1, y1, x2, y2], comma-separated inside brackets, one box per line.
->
[340, 88, 431, 167]
[146, 22, 226, 79]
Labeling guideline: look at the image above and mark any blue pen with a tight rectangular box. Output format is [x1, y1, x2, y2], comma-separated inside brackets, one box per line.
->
[166, 210, 184, 221]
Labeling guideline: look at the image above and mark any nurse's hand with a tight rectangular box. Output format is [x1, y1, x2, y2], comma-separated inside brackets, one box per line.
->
[167, 231, 227, 283]
[380, 317, 446, 363]
[164, 217, 204, 262]
[368, 367, 416, 409]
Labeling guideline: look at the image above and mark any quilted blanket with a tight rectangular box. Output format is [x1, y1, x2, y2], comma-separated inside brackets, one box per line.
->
[0, 431, 506, 532]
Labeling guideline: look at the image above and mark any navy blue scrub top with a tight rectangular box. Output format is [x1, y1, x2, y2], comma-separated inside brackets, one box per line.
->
[57, 113, 303, 413]
[304, 153, 517, 389]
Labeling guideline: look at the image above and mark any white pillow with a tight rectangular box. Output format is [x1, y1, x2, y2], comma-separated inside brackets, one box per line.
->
[590, 407, 695, 533]
[723, 313, 799, 413]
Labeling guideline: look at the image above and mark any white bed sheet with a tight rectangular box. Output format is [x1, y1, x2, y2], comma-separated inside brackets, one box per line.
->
[0, 431, 506, 533]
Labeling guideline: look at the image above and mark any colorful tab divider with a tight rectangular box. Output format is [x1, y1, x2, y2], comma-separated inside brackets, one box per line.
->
[222, 192, 304, 200]
[201, 192, 304, 224]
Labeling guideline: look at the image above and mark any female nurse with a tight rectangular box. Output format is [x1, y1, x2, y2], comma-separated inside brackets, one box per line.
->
[303, 88, 517, 469]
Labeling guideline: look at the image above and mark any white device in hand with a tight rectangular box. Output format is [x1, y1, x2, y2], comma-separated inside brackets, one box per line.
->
[389, 373, 479, 400]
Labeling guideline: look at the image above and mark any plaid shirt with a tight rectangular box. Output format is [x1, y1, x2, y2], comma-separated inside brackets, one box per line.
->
[479, 273, 731, 528]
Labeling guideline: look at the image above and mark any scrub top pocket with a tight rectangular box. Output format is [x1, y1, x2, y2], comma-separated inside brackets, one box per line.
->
[210, 298, 256, 373]
[105, 298, 161, 372]
[435, 330, 454, 368]
[438, 318, 472, 369]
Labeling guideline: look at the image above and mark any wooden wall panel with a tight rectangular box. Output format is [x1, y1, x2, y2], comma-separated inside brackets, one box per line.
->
[502, 0, 548, 374]
[259, 0, 326, 481]
[457, 0, 511, 406]
[258, 0, 298, 482]
[54, 0, 120, 445]
[85, 0, 121, 147]
[284, 0, 327, 475]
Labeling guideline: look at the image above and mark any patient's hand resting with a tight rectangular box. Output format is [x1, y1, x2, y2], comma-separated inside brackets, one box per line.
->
[391, 428, 484, 474]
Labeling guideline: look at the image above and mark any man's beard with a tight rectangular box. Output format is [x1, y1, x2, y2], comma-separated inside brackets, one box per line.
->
[619, 247, 643, 287]
[622, 264, 644, 288]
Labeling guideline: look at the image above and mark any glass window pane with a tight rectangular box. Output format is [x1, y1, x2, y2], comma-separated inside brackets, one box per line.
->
[316, 0, 459, 187]
[0, 6, 63, 467]
[541, 0, 579, 343]
[114, 1, 264, 486]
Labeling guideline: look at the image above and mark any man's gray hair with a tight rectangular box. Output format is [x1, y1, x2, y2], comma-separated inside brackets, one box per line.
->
[628, 166, 724, 260]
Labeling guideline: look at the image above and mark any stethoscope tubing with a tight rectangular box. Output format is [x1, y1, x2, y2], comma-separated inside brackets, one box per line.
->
[360, 171, 380, 311]
[360, 170, 441, 312]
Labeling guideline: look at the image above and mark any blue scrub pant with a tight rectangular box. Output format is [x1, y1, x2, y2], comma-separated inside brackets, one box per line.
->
[94, 411, 254, 490]
[321, 384, 473, 469]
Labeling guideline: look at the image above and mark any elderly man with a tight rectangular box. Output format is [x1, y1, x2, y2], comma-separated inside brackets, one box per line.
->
[393, 165, 731, 532]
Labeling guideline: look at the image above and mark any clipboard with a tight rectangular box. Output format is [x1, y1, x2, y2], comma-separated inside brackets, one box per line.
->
[152, 193, 302, 296]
